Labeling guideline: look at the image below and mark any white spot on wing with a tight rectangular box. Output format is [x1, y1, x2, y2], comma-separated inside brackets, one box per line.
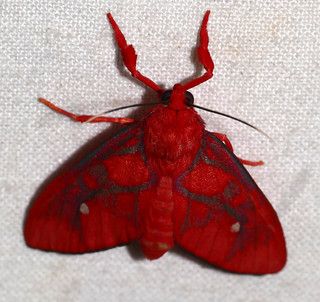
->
[80, 203, 89, 215]
[231, 222, 240, 233]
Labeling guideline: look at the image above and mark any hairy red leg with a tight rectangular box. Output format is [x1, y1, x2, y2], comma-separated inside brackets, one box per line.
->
[107, 13, 163, 94]
[39, 98, 134, 124]
[182, 10, 214, 91]
[213, 132, 264, 166]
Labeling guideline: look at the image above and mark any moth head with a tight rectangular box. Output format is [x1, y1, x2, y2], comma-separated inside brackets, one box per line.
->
[160, 85, 194, 110]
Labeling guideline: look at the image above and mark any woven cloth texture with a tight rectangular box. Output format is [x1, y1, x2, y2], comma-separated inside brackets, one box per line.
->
[1, 0, 319, 301]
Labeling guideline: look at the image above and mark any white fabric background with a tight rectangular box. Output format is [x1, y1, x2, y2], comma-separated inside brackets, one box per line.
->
[1, 0, 319, 301]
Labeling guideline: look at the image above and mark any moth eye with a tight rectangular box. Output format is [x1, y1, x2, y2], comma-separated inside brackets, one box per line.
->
[185, 91, 194, 106]
[161, 90, 172, 105]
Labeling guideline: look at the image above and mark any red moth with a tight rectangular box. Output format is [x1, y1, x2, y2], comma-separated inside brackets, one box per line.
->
[24, 11, 286, 274]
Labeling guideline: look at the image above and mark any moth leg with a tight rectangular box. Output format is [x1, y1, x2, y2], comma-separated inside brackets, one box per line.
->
[107, 13, 163, 94]
[213, 132, 264, 166]
[181, 10, 214, 91]
[39, 98, 135, 124]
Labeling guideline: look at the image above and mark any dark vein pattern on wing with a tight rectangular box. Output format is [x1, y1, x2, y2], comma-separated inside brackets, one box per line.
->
[76, 124, 139, 168]
[176, 132, 251, 233]
[50, 124, 155, 229]
[206, 131, 256, 189]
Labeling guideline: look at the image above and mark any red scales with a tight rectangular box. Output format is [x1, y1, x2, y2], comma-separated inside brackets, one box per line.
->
[24, 11, 286, 274]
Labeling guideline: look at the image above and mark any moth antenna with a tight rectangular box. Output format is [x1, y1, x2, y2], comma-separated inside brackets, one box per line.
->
[84, 102, 160, 123]
[181, 10, 214, 91]
[107, 13, 163, 94]
[192, 104, 273, 141]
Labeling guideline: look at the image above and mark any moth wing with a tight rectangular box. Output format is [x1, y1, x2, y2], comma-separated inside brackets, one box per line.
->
[174, 131, 286, 274]
[24, 125, 154, 253]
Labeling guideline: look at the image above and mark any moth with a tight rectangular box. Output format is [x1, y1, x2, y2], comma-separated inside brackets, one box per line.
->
[24, 11, 286, 274]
